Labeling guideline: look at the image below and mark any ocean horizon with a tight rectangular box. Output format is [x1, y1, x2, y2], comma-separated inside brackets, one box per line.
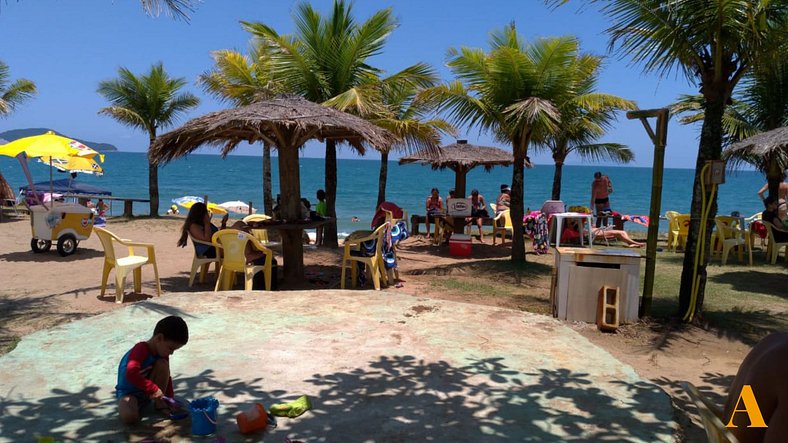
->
[1, 151, 768, 236]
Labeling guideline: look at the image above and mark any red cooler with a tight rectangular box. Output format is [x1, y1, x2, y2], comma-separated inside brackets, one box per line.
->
[449, 234, 472, 257]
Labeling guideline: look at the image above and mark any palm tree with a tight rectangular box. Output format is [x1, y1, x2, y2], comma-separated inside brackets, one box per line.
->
[0, 60, 36, 118]
[430, 25, 579, 262]
[139, 0, 195, 20]
[326, 63, 455, 207]
[532, 54, 636, 200]
[554, 0, 787, 321]
[97, 63, 199, 216]
[198, 44, 283, 215]
[242, 0, 397, 248]
[675, 58, 788, 198]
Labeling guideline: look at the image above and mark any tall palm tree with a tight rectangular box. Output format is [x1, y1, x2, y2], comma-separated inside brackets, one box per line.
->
[326, 63, 455, 207]
[532, 54, 636, 200]
[555, 0, 787, 321]
[0, 60, 36, 118]
[242, 0, 397, 247]
[139, 0, 195, 20]
[675, 58, 788, 198]
[198, 44, 283, 215]
[430, 25, 578, 262]
[98, 63, 199, 216]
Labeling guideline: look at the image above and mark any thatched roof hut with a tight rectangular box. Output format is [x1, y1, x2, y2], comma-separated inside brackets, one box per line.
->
[725, 126, 788, 197]
[399, 140, 531, 197]
[150, 95, 395, 282]
[0, 173, 14, 201]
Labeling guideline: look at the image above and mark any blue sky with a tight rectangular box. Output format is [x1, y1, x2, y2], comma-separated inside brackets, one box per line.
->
[1, 0, 705, 168]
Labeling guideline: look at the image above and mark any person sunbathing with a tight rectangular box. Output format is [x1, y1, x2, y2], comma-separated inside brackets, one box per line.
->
[566, 220, 644, 247]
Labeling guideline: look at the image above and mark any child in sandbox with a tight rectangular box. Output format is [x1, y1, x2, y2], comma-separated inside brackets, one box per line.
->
[116, 316, 189, 424]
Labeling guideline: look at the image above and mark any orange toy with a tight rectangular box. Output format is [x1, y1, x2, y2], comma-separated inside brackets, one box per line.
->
[236, 403, 268, 434]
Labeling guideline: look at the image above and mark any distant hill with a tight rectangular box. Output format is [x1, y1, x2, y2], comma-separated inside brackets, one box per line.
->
[0, 128, 119, 152]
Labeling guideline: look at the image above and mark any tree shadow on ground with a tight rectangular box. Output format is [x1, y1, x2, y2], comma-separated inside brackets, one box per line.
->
[0, 356, 673, 442]
[650, 371, 735, 443]
[709, 270, 788, 300]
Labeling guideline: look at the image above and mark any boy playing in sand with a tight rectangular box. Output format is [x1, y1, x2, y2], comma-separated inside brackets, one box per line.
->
[116, 316, 189, 424]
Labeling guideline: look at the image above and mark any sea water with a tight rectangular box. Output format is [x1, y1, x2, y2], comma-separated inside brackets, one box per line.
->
[1, 152, 767, 236]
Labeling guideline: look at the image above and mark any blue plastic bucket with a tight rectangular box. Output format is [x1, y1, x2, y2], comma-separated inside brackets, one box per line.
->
[189, 396, 219, 436]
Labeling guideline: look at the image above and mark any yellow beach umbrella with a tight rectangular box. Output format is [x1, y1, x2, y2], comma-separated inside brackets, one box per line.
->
[177, 199, 228, 215]
[0, 131, 103, 160]
[38, 156, 104, 175]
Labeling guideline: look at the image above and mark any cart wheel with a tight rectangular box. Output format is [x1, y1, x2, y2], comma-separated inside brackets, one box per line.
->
[31, 238, 52, 253]
[57, 234, 78, 257]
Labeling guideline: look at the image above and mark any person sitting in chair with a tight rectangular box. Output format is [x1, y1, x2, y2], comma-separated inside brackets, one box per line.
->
[496, 184, 511, 214]
[566, 219, 644, 248]
[762, 196, 788, 240]
[424, 187, 444, 241]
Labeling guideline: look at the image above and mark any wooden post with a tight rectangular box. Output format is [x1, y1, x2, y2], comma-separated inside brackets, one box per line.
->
[626, 108, 669, 318]
[248, 201, 254, 215]
[203, 195, 209, 205]
[278, 143, 304, 283]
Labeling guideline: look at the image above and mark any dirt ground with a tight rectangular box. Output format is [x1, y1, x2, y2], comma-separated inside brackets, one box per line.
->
[0, 216, 778, 441]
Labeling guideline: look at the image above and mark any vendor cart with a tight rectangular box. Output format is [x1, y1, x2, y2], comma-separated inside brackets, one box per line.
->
[29, 203, 94, 256]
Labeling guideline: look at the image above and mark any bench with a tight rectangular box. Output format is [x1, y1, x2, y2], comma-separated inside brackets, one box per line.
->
[64, 194, 150, 218]
[410, 214, 495, 236]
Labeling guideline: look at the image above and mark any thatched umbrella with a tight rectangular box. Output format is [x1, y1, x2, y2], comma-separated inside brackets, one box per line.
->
[150, 95, 394, 282]
[399, 140, 531, 198]
[0, 173, 13, 201]
[725, 126, 788, 198]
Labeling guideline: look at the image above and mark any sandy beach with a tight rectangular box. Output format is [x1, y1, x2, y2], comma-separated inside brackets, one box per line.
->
[2, 215, 779, 440]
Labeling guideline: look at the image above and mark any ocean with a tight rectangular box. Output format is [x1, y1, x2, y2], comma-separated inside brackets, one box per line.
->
[1, 151, 767, 236]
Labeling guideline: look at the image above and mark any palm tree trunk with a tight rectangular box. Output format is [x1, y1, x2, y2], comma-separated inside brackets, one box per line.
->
[510, 138, 528, 262]
[263, 142, 274, 215]
[552, 160, 564, 201]
[147, 133, 159, 217]
[278, 143, 304, 283]
[324, 139, 339, 248]
[377, 150, 388, 208]
[678, 97, 725, 321]
[766, 158, 785, 200]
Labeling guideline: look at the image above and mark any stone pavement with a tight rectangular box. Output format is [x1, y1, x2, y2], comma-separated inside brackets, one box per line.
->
[0, 291, 674, 442]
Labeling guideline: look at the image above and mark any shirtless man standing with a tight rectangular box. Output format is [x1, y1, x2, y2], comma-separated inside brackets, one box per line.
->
[591, 172, 612, 228]
[723, 332, 788, 443]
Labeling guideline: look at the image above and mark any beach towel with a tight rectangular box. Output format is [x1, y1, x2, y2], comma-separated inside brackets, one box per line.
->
[371, 201, 403, 229]
[622, 215, 650, 227]
[524, 212, 549, 255]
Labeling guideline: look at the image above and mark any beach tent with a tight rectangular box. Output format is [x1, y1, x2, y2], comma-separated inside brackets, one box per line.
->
[399, 140, 530, 198]
[150, 95, 394, 283]
[19, 178, 111, 196]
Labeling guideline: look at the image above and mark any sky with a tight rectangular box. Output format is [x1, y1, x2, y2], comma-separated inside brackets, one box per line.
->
[1, 0, 707, 168]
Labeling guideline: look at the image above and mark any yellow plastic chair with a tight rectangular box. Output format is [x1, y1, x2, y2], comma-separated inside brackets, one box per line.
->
[714, 217, 752, 266]
[340, 223, 388, 290]
[492, 210, 513, 245]
[681, 382, 741, 443]
[665, 211, 679, 249]
[93, 227, 161, 304]
[212, 229, 274, 291]
[188, 234, 221, 287]
[764, 221, 788, 264]
[671, 214, 691, 251]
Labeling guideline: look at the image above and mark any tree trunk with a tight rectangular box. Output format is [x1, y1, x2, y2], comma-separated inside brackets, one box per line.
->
[278, 143, 304, 283]
[766, 158, 785, 200]
[263, 142, 274, 215]
[147, 134, 159, 217]
[678, 97, 725, 321]
[551, 160, 564, 201]
[376, 150, 388, 209]
[510, 138, 528, 262]
[324, 139, 339, 248]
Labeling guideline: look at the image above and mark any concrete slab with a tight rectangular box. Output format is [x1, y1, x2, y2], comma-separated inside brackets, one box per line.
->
[0, 291, 674, 442]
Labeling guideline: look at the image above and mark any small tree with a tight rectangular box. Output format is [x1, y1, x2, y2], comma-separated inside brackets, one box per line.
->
[199, 45, 283, 214]
[98, 63, 199, 216]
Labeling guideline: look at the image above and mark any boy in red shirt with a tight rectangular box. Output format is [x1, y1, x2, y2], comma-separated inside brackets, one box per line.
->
[115, 316, 189, 424]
